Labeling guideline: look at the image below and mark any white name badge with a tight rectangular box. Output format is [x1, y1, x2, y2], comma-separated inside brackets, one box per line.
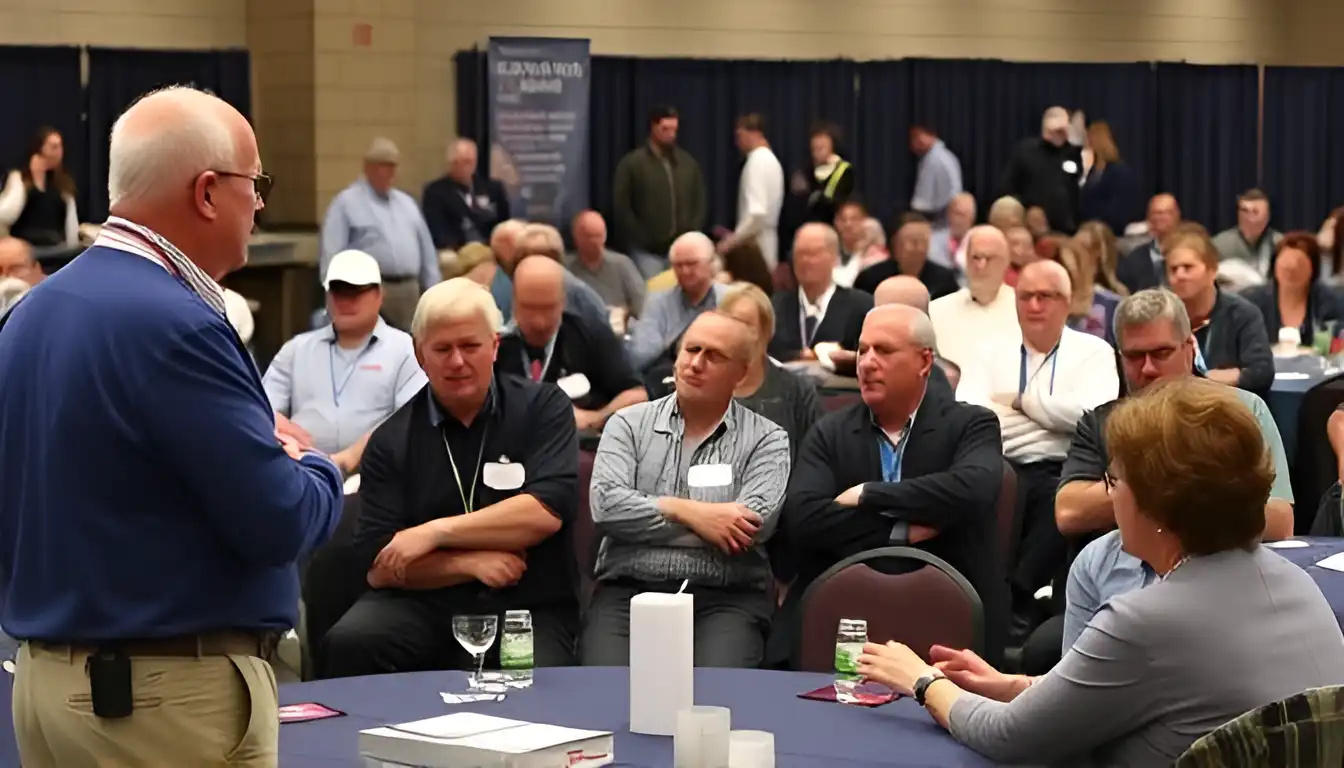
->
[687, 463, 733, 488]
[483, 458, 526, 490]
[1062, 160, 1079, 174]
[556, 372, 591, 400]
[343, 473, 362, 496]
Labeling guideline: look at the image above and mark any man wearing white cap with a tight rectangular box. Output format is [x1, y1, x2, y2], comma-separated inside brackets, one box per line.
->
[998, 106, 1084, 234]
[320, 137, 441, 331]
[264, 249, 425, 474]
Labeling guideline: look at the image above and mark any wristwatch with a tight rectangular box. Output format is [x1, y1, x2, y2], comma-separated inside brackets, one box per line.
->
[913, 669, 948, 706]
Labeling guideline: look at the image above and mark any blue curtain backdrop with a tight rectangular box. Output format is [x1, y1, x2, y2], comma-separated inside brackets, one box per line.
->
[1153, 63, 1258, 235]
[85, 48, 252, 222]
[901, 59, 1156, 227]
[0, 46, 87, 222]
[852, 60, 912, 227]
[1263, 67, 1335, 232]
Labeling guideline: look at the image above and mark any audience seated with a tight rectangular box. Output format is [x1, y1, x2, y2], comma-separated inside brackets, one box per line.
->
[584, 312, 791, 667]
[444, 241, 497, 286]
[929, 225, 1019, 369]
[565, 210, 646, 327]
[956, 260, 1118, 639]
[487, 218, 525, 319]
[855, 377, 1344, 767]
[987, 195, 1026, 231]
[1003, 225, 1035, 286]
[0, 236, 43, 287]
[1056, 236, 1123, 344]
[1240, 231, 1344, 348]
[768, 223, 873, 362]
[855, 212, 958, 299]
[779, 304, 1005, 664]
[1212, 189, 1282, 280]
[1164, 230, 1274, 396]
[831, 200, 869, 286]
[1116, 194, 1180, 292]
[322, 278, 579, 677]
[421, 137, 510, 251]
[515, 222, 611, 331]
[928, 192, 975, 270]
[264, 249, 425, 474]
[626, 231, 727, 372]
[496, 255, 647, 431]
[715, 238, 775, 298]
[869, 275, 957, 393]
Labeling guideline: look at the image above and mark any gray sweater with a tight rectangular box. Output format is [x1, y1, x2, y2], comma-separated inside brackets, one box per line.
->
[949, 546, 1344, 767]
[588, 394, 791, 589]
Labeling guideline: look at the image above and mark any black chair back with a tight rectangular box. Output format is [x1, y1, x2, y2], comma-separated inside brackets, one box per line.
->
[1292, 373, 1344, 532]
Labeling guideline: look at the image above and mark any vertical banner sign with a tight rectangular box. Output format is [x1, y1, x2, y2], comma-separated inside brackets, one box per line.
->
[487, 37, 591, 227]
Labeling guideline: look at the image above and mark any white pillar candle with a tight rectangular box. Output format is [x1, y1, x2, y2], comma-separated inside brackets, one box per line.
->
[729, 730, 775, 768]
[629, 591, 694, 735]
[674, 706, 731, 768]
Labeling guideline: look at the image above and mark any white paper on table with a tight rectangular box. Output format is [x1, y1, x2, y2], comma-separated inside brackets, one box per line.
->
[813, 342, 841, 371]
[1313, 552, 1344, 572]
[1265, 540, 1311, 549]
[439, 692, 505, 705]
[389, 713, 525, 740]
[1275, 372, 1312, 381]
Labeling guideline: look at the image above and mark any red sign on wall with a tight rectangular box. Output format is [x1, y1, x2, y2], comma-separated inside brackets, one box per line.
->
[352, 23, 373, 47]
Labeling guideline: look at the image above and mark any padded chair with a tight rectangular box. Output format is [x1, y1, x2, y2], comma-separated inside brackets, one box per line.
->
[1175, 685, 1344, 767]
[793, 547, 984, 672]
[574, 450, 599, 611]
[300, 492, 367, 680]
[1292, 373, 1344, 532]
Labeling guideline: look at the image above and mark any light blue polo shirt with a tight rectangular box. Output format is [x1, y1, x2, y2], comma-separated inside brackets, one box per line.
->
[263, 319, 425, 454]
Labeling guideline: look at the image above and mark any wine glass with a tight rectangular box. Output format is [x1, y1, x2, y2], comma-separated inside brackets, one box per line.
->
[452, 614, 498, 689]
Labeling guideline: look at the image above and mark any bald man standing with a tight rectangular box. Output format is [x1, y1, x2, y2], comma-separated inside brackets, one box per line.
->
[0, 87, 343, 767]
[498, 256, 646, 431]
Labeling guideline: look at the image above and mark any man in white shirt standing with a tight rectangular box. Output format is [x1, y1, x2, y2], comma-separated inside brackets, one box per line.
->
[929, 225, 1019, 369]
[955, 260, 1118, 641]
[717, 113, 784, 269]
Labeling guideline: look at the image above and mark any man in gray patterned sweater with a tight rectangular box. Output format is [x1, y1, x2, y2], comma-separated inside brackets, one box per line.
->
[582, 311, 792, 668]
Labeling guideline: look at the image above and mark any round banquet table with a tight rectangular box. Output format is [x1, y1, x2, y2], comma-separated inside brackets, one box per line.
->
[1271, 536, 1344, 628]
[279, 667, 996, 767]
[1266, 355, 1338, 466]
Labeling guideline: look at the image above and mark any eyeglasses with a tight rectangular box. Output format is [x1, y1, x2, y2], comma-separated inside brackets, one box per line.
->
[1119, 345, 1180, 364]
[1017, 290, 1066, 303]
[1103, 470, 1118, 493]
[213, 170, 273, 202]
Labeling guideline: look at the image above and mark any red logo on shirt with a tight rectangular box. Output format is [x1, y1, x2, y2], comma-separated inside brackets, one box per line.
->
[358, 364, 383, 371]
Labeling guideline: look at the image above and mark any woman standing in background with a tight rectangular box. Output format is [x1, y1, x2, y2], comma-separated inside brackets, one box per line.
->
[0, 127, 79, 247]
[1078, 122, 1140, 237]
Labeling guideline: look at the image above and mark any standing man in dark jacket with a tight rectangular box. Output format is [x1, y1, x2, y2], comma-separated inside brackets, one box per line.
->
[612, 106, 707, 277]
[999, 107, 1083, 234]
[422, 138, 510, 251]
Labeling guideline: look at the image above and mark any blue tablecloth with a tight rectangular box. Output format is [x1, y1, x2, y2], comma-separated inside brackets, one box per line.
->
[279, 667, 994, 767]
[1271, 536, 1344, 628]
[1267, 356, 1337, 467]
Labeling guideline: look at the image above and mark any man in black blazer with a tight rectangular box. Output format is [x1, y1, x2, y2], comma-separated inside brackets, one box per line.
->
[768, 222, 873, 361]
[422, 138, 511, 250]
[1115, 193, 1181, 293]
[774, 304, 1006, 665]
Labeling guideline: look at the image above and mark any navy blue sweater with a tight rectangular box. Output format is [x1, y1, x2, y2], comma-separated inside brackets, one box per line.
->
[0, 246, 343, 640]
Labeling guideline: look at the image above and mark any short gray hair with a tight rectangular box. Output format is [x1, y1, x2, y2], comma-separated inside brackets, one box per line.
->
[517, 223, 564, 261]
[490, 219, 527, 250]
[447, 137, 477, 161]
[860, 218, 886, 249]
[1113, 288, 1192, 346]
[909, 311, 937, 350]
[671, 231, 714, 262]
[796, 222, 840, 256]
[411, 277, 503, 341]
[1020, 259, 1072, 297]
[108, 85, 237, 207]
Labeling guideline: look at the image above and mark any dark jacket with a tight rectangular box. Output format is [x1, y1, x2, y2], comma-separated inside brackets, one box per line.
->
[801, 160, 855, 225]
[1116, 240, 1164, 293]
[999, 137, 1084, 234]
[853, 258, 960, 300]
[1079, 162, 1141, 236]
[495, 310, 644, 412]
[421, 176, 510, 250]
[1241, 281, 1344, 346]
[1195, 289, 1275, 398]
[611, 144, 707, 256]
[768, 286, 873, 361]
[777, 382, 1006, 663]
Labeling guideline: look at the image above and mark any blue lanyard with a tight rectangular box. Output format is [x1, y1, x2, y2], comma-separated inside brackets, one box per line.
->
[1018, 343, 1060, 396]
[521, 332, 558, 381]
[878, 424, 913, 483]
[330, 342, 372, 407]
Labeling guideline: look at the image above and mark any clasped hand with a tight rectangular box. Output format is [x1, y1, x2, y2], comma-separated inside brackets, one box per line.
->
[833, 485, 938, 543]
[681, 503, 761, 555]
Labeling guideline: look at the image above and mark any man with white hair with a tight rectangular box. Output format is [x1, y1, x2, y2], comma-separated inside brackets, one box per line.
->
[929, 192, 976, 270]
[421, 137, 511, 251]
[323, 278, 580, 677]
[929, 225, 1020, 369]
[0, 86, 343, 766]
[769, 222, 873, 361]
[780, 304, 1007, 664]
[321, 137, 441, 332]
[627, 230, 728, 372]
[956, 260, 1118, 642]
[487, 218, 526, 319]
[999, 106, 1084, 234]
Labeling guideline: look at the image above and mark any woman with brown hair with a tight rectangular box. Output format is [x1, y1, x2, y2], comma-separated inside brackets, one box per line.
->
[853, 377, 1344, 767]
[715, 238, 775, 297]
[0, 127, 79, 247]
[1164, 230, 1273, 395]
[1057, 237, 1123, 344]
[1240, 231, 1344, 349]
[1078, 121, 1140, 236]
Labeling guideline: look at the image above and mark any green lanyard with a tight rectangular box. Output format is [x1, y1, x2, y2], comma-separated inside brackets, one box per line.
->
[442, 428, 488, 514]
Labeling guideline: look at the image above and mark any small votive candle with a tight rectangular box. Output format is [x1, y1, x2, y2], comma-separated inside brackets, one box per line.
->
[674, 706, 731, 768]
[729, 730, 775, 768]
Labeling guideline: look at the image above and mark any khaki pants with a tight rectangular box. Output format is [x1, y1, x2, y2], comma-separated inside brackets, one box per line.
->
[379, 278, 421, 332]
[13, 642, 279, 768]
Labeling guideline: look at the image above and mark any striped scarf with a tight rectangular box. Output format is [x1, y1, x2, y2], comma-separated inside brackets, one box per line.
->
[95, 216, 228, 317]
